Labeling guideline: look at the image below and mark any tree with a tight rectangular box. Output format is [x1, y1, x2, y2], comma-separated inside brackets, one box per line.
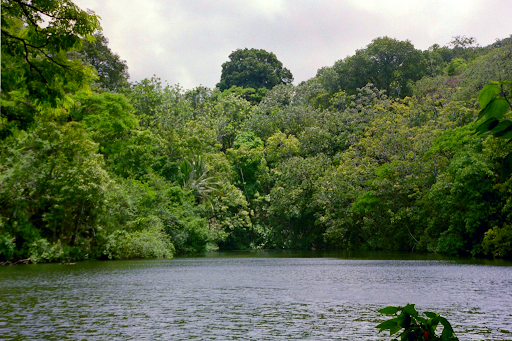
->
[75, 31, 129, 92]
[0, 120, 110, 260]
[1, 0, 100, 135]
[268, 155, 330, 249]
[320, 37, 426, 98]
[217, 48, 293, 92]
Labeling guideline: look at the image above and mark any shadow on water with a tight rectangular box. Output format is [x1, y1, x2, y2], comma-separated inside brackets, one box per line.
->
[180, 249, 512, 266]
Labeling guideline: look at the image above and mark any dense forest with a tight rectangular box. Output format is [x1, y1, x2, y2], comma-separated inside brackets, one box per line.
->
[1, 0, 512, 263]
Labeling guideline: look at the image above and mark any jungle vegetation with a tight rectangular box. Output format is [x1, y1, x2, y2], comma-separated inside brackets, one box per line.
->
[1, 0, 511, 263]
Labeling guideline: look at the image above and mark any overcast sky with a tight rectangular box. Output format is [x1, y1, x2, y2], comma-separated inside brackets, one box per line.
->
[74, 0, 512, 90]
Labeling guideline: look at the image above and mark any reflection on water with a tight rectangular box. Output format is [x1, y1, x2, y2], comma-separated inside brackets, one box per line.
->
[1, 251, 511, 340]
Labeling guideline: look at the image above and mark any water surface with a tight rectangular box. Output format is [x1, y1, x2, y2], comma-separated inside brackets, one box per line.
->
[1, 251, 511, 340]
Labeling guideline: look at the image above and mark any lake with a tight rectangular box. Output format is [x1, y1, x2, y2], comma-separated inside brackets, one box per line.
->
[1, 251, 511, 340]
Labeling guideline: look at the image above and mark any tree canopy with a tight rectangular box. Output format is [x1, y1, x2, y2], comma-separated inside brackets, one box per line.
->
[318, 37, 427, 98]
[1, 0, 100, 135]
[74, 31, 130, 92]
[217, 48, 293, 91]
[1, 1, 512, 262]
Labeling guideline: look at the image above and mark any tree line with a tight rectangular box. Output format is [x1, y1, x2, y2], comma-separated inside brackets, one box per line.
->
[1, 0, 511, 262]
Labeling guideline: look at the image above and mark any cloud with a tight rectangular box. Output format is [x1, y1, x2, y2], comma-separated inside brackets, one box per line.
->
[74, 0, 512, 89]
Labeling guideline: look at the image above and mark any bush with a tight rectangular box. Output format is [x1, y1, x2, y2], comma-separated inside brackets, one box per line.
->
[482, 224, 512, 258]
[103, 219, 175, 260]
[0, 233, 16, 261]
[29, 239, 65, 263]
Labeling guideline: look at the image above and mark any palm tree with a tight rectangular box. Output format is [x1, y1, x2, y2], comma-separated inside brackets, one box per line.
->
[179, 156, 220, 205]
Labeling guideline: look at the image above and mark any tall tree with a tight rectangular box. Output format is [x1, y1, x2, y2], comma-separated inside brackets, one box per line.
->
[217, 48, 293, 91]
[76, 31, 129, 92]
[319, 37, 426, 98]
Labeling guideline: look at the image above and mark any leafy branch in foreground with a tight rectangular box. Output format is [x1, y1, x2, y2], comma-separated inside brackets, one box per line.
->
[474, 80, 512, 180]
[376, 304, 458, 341]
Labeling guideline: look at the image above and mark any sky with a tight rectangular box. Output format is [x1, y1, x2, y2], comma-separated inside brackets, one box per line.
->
[73, 0, 512, 90]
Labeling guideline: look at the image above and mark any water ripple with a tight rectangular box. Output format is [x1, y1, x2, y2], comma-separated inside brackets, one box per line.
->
[1, 256, 511, 340]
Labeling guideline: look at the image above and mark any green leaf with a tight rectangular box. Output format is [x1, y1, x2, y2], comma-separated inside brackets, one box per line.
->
[475, 118, 499, 135]
[403, 304, 418, 317]
[479, 98, 510, 121]
[430, 316, 441, 328]
[498, 129, 512, 140]
[400, 330, 410, 340]
[492, 120, 512, 138]
[439, 316, 455, 338]
[424, 311, 437, 318]
[379, 306, 401, 315]
[389, 324, 402, 335]
[501, 152, 512, 181]
[478, 84, 499, 110]
[376, 320, 399, 331]
[416, 316, 427, 324]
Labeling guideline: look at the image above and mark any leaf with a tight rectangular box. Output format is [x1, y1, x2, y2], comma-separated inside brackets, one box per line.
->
[430, 316, 441, 328]
[478, 98, 510, 121]
[376, 320, 399, 332]
[501, 152, 512, 181]
[403, 304, 418, 317]
[424, 311, 437, 318]
[478, 84, 499, 110]
[389, 324, 402, 335]
[379, 306, 401, 315]
[439, 316, 455, 338]
[475, 118, 499, 135]
[416, 316, 427, 324]
[491, 120, 512, 138]
[498, 129, 512, 140]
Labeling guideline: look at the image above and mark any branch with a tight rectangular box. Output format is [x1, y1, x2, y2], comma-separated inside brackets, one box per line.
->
[12, 0, 80, 21]
[1, 28, 49, 49]
[2, 28, 73, 80]
[23, 40, 48, 83]
[16, 0, 41, 29]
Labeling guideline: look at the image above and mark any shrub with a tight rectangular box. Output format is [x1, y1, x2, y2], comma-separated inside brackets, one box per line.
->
[103, 219, 174, 260]
[377, 304, 458, 341]
[0, 233, 16, 261]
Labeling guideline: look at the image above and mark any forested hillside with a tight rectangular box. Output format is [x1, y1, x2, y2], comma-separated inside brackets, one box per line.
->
[1, 0, 511, 263]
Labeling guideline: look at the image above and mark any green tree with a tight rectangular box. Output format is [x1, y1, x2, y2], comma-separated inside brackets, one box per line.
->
[217, 48, 293, 92]
[227, 131, 268, 201]
[1, 0, 100, 135]
[320, 37, 426, 98]
[0, 120, 110, 260]
[268, 155, 330, 249]
[75, 31, 129, 92]
[179, 155, 219, 205]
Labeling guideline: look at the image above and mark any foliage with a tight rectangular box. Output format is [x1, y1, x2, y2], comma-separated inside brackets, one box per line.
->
[75, 31, 129, 92]
[0, 233, 16, 261]
[482, 224, 512, 258]
[103, 217, 174, 260]
[319, 37, 426, 98]
[474, 81, 512, 179]
[180, 155, 220, 204]
[268, 155, 330, 249]
[1, 0, 100, 136]
[264, 131, 300, 164]
[227, 131, 267, 200]
[217, 48, 293, 92]
[376, 304, 458, 341]
[0, 120, 110, 259]
[29, 238, 65, 263]
[2, 2, 511, 262]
